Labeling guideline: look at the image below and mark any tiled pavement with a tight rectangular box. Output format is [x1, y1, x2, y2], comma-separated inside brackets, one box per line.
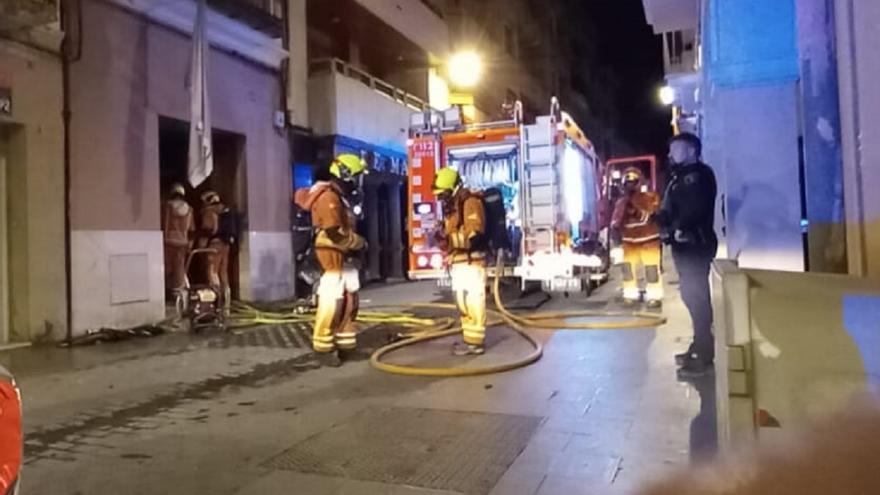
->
[4, 275, 713, 494]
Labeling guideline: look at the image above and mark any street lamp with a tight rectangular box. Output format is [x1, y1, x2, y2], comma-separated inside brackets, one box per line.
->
[659, 85, 676, 106]
[449, 51, 482, 88]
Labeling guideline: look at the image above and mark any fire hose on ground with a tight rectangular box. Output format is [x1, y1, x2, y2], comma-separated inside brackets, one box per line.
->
[228, 256, 667, 377]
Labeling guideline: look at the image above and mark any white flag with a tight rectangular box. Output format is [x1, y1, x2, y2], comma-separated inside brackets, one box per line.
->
[187, 0, 213, 188]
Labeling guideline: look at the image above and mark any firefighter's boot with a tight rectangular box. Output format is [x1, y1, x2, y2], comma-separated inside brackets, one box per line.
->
[453, 342, 486, 356]
[316, 350, 342, 368]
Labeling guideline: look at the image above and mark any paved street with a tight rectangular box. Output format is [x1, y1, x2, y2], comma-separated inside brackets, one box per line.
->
[3, 276, 714, 495]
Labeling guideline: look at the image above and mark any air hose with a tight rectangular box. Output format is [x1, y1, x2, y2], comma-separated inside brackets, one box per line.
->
[228, 257, 667, 378]
[367, 256, 667, 377]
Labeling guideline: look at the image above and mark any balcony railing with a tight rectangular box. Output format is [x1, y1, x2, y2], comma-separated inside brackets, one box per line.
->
[309, 58, 431, 112]
[207, 0, 283, 38]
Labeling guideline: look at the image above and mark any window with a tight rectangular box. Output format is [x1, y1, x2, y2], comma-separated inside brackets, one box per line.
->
[665, 30, 686, 65]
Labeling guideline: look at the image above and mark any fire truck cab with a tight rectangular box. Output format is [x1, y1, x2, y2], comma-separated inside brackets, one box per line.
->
[406, 99, 609, 294]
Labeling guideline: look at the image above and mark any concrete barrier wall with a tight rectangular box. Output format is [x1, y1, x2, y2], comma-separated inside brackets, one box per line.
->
[712, 259, 880, 450]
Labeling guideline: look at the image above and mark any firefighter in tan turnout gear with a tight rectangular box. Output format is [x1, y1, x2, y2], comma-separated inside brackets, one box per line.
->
[294, 154, 368, 367]
[611, 167, 663, 307]
[198, 191, 233, 303]
[162, 183, 195, 297]
[432, 167, 488, 356]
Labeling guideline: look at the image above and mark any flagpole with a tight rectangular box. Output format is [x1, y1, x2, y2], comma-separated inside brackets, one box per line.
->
[188, 0, 213, 188]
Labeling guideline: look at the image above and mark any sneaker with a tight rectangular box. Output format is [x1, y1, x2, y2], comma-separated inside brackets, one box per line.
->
[452, 343, 485, 356]
[315, 350, 342, 368]
[646, 300, 662, 309]
[677, 358, 714, 378]
[622, 298, 638, 307]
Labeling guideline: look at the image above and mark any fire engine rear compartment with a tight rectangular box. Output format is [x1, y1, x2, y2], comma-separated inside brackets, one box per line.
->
[407, 103, 609, 293]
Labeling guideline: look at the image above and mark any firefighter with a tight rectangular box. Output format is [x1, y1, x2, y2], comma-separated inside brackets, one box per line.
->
[162, 183, 195, 297]
[294, 153, 368, 366]
[198, 191, 233, 304]
[655, 132, 718, 377]
[432, 167, 488, 356]
[610, 168, 663, 307]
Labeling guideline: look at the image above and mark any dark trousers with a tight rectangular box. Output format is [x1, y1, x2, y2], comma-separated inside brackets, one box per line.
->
[672, 247, 715, 362]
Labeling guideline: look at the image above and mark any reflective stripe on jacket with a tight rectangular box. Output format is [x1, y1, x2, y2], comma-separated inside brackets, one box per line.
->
[612, 191, 660, 244]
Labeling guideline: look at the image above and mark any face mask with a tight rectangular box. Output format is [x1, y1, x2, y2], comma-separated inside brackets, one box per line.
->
[336, 177, 357, 197]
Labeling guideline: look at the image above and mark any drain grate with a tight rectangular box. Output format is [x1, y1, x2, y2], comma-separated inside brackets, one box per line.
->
[209, 324, 311, 349]
[264, 407, 541, 495]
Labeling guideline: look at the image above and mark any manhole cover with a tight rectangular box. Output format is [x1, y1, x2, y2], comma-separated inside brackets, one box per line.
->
[264, 407, 541, 494]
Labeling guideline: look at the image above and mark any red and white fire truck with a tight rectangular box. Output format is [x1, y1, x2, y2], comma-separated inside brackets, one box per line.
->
[406, 99, 610, 294]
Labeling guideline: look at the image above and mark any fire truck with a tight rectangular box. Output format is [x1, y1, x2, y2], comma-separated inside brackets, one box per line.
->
[406, 98, 609, 294]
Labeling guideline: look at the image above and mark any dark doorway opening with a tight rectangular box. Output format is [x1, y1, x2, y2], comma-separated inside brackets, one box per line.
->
[400, 182, 408, 279]
[377, 183, 390, 281]
[158, 117, 247, 301]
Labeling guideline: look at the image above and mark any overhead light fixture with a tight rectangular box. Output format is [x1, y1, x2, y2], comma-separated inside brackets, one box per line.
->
[449, 51, 482, 88]
[659, 85, 676, 106]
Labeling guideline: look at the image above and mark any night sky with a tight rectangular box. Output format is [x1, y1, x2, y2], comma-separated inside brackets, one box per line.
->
[562, 0, 670, 156]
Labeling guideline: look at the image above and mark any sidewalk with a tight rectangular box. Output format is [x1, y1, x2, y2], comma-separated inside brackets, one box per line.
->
[7, 275, 713, 495]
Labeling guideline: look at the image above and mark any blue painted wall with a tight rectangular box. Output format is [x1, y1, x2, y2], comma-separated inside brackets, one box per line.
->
[705, 0, 799, 87]
[843, 295, 880, 390]
[700, 0, 806, 271]
[796, 0, 847, 272]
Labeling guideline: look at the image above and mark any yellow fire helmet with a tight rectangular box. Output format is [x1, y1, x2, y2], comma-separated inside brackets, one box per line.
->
[432, 167, 461, 194]
[329, 153, 368, 180]
[623, 167, 643, 183]
[201, 190, 221, 205]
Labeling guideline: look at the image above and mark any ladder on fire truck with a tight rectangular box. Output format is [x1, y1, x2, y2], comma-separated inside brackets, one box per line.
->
[519, 98, 562, 258]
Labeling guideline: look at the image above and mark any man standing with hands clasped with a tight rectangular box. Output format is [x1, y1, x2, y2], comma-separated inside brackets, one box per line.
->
[655, 133, 718, 377]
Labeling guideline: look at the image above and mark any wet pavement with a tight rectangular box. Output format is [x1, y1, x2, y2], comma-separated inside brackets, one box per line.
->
[4, 276, 716, 494]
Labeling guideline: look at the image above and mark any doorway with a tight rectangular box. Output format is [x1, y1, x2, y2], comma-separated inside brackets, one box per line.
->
[158, 117, 247, 300]
[376, 183, 390, 281]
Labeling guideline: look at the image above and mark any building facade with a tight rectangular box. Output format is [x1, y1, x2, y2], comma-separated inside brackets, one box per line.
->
[0, 0, 67, 344]
[643, 0, 880, 279]
[436, 0, 628, 157]
[294, 0, 450, 287]
[66, 0, 293, 335]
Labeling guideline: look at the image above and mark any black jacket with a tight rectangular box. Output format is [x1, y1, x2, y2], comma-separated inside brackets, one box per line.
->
[656, 162, 718, 253]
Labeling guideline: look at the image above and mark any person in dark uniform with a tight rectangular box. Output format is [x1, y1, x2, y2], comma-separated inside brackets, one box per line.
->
[655, 132, 718, 377]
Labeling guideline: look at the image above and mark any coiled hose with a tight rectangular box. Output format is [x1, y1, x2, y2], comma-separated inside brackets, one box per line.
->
[229, 257, 667, 378]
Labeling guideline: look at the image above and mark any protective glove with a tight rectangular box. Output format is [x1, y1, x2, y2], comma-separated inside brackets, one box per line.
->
[610, 247, 624, 265]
